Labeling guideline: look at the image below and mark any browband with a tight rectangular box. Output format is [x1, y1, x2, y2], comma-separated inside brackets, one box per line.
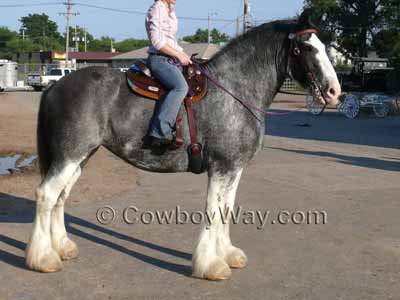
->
[288, 28, 319, 40]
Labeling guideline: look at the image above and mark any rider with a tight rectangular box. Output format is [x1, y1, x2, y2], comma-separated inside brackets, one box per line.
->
[145, 0, 192, 148]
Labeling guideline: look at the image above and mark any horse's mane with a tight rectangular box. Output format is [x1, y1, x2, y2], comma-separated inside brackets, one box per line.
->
[210, 19, 297, 63]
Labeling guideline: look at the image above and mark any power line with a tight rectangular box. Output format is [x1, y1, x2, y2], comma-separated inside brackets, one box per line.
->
[0, 2, 62, 8]
[218, 14, 244, 32]
[0, 1, 237, 24]
[74, 2, 235, 23]
[73, 2, 146, 16]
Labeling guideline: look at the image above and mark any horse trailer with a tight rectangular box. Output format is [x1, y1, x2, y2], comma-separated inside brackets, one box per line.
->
[0, 60, 18, 91]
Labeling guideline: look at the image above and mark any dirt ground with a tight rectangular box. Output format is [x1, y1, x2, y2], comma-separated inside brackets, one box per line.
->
[0, 91, 138, 204]
[1, 91, 400, 300]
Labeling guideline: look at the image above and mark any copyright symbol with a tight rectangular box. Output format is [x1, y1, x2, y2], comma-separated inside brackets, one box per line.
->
[96, 206, 116, 225]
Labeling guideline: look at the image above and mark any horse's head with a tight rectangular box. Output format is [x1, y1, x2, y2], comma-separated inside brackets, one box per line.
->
[288, 9, 341, 105]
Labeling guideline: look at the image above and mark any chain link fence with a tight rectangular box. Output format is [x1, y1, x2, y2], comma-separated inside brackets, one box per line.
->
[17, 64, 62, 82]
[15, 63, 304, 93]
[17, 63, 123, 84]
[280, 78, 303, 92]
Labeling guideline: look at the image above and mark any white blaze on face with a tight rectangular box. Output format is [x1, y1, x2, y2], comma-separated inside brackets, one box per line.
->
[305, 34, 341, 105]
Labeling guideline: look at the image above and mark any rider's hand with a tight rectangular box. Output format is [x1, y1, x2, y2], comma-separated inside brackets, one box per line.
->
[177, 52, 192, 66]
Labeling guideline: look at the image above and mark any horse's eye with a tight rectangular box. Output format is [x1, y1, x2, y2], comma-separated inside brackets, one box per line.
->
[303, 45, 314, 52]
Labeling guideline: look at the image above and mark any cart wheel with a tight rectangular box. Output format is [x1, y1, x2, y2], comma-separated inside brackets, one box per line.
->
[337, 94, 346, 113]
[373, 103, 390, 118]
[306, 94, 325, 115]
[342, 94, 360, 119]
[395, 97, 400, 112]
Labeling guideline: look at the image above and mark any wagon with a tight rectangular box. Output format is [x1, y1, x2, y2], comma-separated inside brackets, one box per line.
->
[307, 57, 400, 119]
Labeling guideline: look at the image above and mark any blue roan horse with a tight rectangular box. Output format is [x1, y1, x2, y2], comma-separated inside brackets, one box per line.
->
[26, 10, 341, 280]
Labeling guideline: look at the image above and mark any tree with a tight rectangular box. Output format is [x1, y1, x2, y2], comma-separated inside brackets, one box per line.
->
[183, 28, 230, 44]
[87, 36, 114, 52]
[115, 38, 149, 52]
[304, 0, 396, 57]
[0, 27, 18, 59]
[20, 13, 62, 41]
[6, 38, 40, 57]
[210, 29, 230, 44]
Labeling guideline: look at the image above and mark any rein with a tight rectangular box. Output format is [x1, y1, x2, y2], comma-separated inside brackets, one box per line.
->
[193, 28, 326, 119]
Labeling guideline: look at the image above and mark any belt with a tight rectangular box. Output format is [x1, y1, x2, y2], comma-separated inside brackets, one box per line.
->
[149, 52, 173, 59]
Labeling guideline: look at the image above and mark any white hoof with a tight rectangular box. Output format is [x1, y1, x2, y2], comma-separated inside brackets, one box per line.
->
[54, 237, 79, 261]
[25, 242, 63, 273]
[193, 257, 232, 281]
[225, 247, 248, 269]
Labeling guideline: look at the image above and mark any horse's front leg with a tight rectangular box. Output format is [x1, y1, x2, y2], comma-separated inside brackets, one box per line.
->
[192, 168, 246, 280]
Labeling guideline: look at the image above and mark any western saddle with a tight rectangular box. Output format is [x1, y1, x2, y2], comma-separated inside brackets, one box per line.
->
[126, 58, 208, 174]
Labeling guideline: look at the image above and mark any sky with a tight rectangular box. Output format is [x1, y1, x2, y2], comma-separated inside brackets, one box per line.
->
[0, 0, 304, 41]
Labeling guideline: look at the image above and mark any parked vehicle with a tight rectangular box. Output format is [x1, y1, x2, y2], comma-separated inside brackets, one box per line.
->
[26, 68, 74, 91]
[307, 57, 400, 118]
[0, 60, 18, 91]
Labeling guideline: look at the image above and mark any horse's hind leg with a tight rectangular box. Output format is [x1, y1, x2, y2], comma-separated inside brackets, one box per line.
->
[51, 166, 82, 260]
[26, 160, 82, 272]
[192, 168, 245, 280]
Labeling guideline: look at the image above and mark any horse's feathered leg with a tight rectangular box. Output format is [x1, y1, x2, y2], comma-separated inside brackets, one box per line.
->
[192, 168, 245, 280]
[216, 169, 248, 269]
[25, 160, 83, 272]
[50, 166, 82, 261]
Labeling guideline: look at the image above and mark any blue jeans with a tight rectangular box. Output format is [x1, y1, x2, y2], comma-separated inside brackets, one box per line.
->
[147, 54, 189, 140]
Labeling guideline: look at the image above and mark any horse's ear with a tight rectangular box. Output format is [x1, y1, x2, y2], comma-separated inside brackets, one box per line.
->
[297, 8, 320, 31]
[297, 8, 311, 28]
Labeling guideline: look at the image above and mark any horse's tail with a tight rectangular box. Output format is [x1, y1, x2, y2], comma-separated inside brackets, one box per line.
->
[37, 86, 54, 178]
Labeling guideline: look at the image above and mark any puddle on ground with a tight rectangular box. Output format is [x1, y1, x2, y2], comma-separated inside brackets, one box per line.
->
[0, 154, 37, 176]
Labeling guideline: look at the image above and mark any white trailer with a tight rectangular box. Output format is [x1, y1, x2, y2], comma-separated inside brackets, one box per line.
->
[0, 60, 18, 91]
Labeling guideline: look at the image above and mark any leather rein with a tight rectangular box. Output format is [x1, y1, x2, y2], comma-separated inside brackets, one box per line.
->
[193, 28, 326, 119]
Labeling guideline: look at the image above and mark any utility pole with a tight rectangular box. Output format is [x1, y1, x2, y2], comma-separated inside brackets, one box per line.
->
[75, 25, 78, 51]
[236, 16, 240, 37]
[22, 29, 25, 64]
[60, 0, 79, 66]
[243, 0, 250, 33]
[208, 12, 217, 44]
[208, 14, 211, 44]
[84, 28, 87, 52]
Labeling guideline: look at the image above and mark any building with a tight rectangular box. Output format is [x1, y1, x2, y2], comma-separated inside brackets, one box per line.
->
[111, 42, 221, 69]
[13, 51, 120, 69]
[69, 52, 120, 68]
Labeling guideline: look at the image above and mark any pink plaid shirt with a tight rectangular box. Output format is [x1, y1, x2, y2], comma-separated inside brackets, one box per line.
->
[145, 1, 183, 54]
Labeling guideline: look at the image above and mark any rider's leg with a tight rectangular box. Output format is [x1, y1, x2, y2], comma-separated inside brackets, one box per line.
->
[147, 55, 188, 141]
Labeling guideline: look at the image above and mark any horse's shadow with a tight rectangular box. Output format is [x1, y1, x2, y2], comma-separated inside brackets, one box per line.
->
[268, 147, 400, 172]
[0, 193, 192, 276]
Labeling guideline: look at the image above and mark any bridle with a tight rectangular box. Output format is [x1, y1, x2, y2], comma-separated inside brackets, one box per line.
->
[287, 28, 328, 106]
[191, 28, 328, 119]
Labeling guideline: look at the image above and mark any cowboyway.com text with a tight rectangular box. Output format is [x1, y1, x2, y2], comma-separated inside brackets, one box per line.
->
[96, 205, 327, 229]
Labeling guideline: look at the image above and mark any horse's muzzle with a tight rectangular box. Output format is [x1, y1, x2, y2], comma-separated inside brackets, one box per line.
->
[323, 80, 342, 106]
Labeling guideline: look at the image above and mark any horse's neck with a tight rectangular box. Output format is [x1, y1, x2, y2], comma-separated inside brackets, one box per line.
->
[208, 33, 289, 109]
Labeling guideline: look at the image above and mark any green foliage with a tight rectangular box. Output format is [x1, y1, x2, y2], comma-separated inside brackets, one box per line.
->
[20, 13, 62, 45]
[210, 29, 230, 44]
[304, 0, 398, 57]
[183, 29, 208, 43]
[183, 28, 230, 44]
[115, 38, 149, 52]
[87, 36, 114, 52]
[305, 0, 400, 91]
[0, 27, 18, 59]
